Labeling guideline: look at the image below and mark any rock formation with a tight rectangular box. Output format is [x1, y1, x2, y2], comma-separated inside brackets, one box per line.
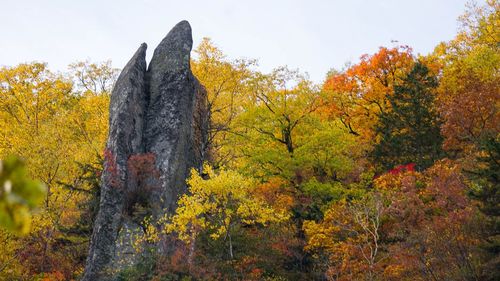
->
[82, 20, 207, 281]
[145, 21, 205, 215]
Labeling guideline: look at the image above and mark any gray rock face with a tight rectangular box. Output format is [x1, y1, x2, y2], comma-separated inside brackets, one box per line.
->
[82, 44, 147, 281]
[82, 21, 207, 281]
[145, 20, 201, 214]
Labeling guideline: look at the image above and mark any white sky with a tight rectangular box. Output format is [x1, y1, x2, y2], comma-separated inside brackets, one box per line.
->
[0, 0, 479, 83]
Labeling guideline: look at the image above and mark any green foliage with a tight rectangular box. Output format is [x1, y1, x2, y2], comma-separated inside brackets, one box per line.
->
[235, 68, 320, 180]
[295, 122, 357, 181]
[468, 136, 500, 280]
[301, 179, 344, 203]
[372, 62, 444, 171]
[117, 255, 156, 281]
[0, 155, 46, 235]
[470, 136, 500, 217]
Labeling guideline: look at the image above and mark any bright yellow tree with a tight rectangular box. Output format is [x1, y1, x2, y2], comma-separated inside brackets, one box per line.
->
[165, 165, 289, 261]
[191, 38, 255, 167]
[0, 62, 112, 279]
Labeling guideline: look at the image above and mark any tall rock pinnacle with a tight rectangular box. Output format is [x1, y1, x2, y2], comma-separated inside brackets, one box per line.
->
[82, 43, 147, 281]
[144, 20, 199, 214]
[82, 21, 207, 281]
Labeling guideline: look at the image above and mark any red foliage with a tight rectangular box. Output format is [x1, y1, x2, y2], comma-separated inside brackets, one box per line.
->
[16, 228, 80, 280]
[381, 160, 482, 280]
[103, 148, 120, 188]
[127, 152, 160, 184]
[388, 163, 416, 175]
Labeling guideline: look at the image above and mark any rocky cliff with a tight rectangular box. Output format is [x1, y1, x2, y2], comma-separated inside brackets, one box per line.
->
[82, 20, 207, 281]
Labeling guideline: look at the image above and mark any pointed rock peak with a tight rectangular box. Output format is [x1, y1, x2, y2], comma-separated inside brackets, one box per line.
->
[138, 42, 148, 54]
[148, 21, 193, 73]
[115, 43, 147, 84]
[170, 20, 192, 39]
[161, 20, 192, 52]
[82, 42, 148, 281]
[129, 43, 147, 66]
[110, 43, 147, 106]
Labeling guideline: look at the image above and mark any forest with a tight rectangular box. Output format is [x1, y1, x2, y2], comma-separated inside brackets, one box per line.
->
[0, 1, 498, 280]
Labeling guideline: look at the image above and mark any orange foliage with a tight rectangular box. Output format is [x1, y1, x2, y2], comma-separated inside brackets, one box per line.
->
[321, 46, 414, 140]
[381, 160, 482, 280]
[40, 271, 66, 281]
[305, 160, 482, 280]
[255, 177, 294, 213]
[438, 70, 499, 152]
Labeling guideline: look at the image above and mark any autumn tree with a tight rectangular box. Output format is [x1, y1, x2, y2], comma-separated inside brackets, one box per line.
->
[371, 62, 443, 171]
[236, 68, 320, 180]
[69, 60, 119, 95]
[294, 122, 358, 182]
[304, 160, 484, 281]
[66, 61, 113, 156]
[468, 136, 500, 280]
[191, 38, 255, 167]
[376, 161, 482, 281]
[303, 193, 387, 281]
[431, 2, 499, 279]
[0, 62, 77, 278]
[322, 46, 414, 140]
[164, 165, 289, 262]
[0, 61, 114, 279]
[434, 0, 499, 154]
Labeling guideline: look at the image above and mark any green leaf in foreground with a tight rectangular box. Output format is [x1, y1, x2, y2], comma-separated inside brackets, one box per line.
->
[0, 156, 46, 235]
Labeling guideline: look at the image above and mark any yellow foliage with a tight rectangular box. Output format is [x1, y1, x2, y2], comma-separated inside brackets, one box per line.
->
[0, 62, 110, 279]
[165, 164, 289, 244]
[191, 38, 255, 167]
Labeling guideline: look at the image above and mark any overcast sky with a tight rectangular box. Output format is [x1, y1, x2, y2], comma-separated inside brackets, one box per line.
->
[0, 0, 479, 83]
